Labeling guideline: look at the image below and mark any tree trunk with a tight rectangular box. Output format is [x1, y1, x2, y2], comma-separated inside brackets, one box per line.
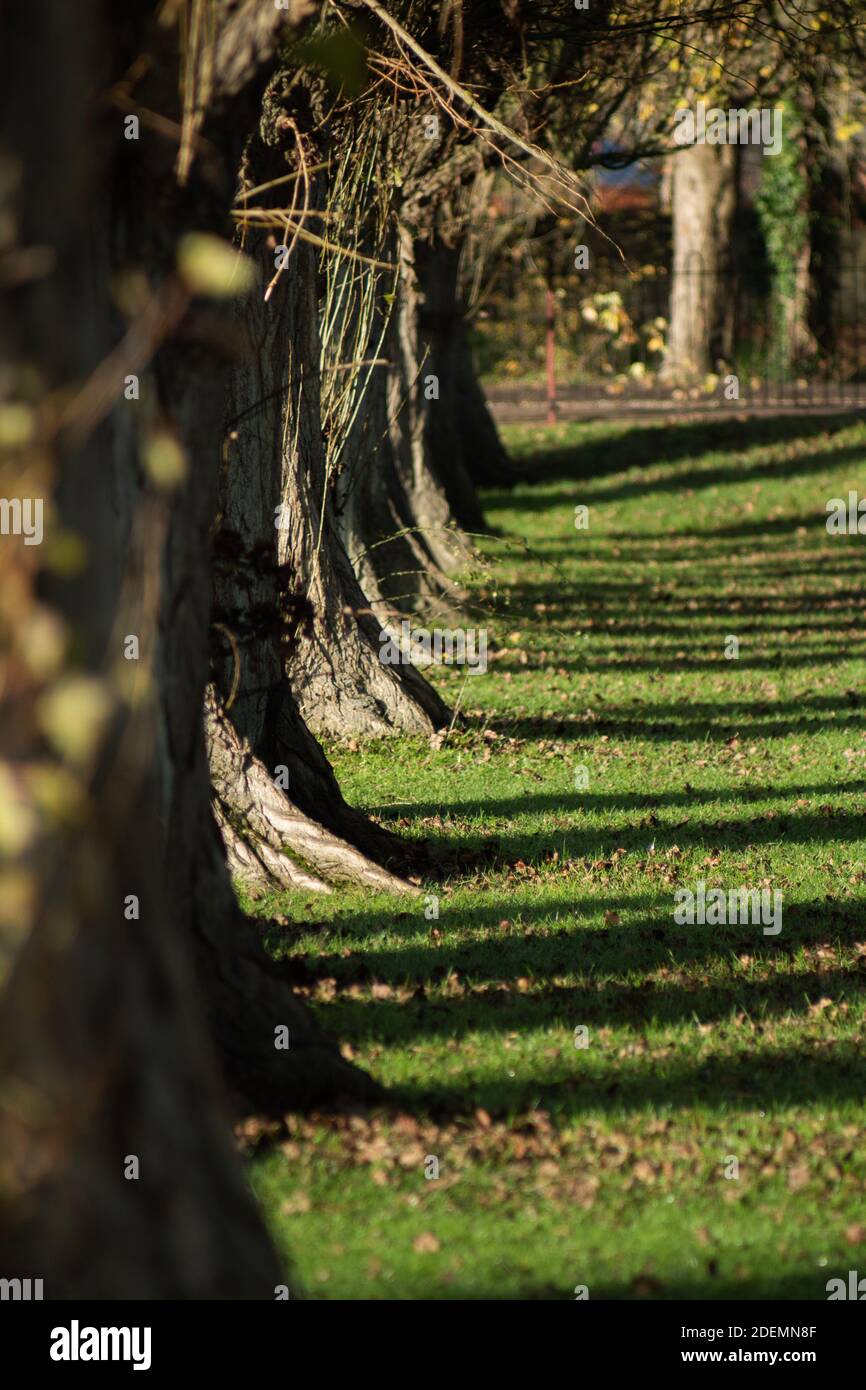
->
[663, 142, 737, 381]
[415, 235, 510, 509]
[212, 111, 448, 801]
[0, 0, 347, 1298]
[271, 229, 450, 738]
[207, 687, 414, 893]
[389, 226, 478, 573]
[335, 227, 473, 626]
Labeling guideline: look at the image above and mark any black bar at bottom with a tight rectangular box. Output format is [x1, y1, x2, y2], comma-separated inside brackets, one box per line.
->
[0, 1297, 861, 1375]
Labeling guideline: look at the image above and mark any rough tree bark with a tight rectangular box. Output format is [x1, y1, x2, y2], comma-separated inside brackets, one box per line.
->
[0, 0, 341, 1301]
[387, 226, 478, 574]
[209, 87, 448, 886]
[415, 234, 509, 521]
[663, 141, 737, 381]
[334, 226, 474, 626]
[0, 0, 356, 1298]
[123, 3, 385, 1111]
[333, 139, 503, 610]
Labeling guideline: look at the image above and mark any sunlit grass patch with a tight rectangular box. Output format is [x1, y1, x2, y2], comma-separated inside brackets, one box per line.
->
[250, 413, 866, 1299]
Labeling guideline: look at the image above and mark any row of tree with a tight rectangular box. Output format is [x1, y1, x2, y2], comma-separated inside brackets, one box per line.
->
[0, 0, 853, 1296]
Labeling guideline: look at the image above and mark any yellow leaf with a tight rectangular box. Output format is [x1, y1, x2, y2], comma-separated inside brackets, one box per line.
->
[0, 404, 36, 449]
[37, 675, 113, 766]
[176, 234, 256, 298]
[0, 767, 39, 855]
[143, 431, 187, 489]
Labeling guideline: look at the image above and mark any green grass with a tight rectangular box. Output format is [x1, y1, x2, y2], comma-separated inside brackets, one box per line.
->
[249, 412, 866, 1300]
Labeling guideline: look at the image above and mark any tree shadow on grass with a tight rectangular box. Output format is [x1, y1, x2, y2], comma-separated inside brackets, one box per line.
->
[478, 701, 866, 744]
[497, 573, 866, 616]
[317, 961, 866, 1048]
[581, 441, 866, 510]
[516, 614, 863, 641]
[405, 804, 866, 873]
[275, 859, 866, 1122]
[372, 1037, 866, 1126]
[493, 653, 866, 678]
[488, 414, 861, 501]
[370, 779, 866, 822]
[495, 512, 861, 567]
[291, 418, 866, 1132]
[386, 1040, 866, 1122]
[290, 884, 866, 1034]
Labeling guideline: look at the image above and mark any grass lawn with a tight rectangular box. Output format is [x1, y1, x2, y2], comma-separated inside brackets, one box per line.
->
[247, 412, 866, 1300]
